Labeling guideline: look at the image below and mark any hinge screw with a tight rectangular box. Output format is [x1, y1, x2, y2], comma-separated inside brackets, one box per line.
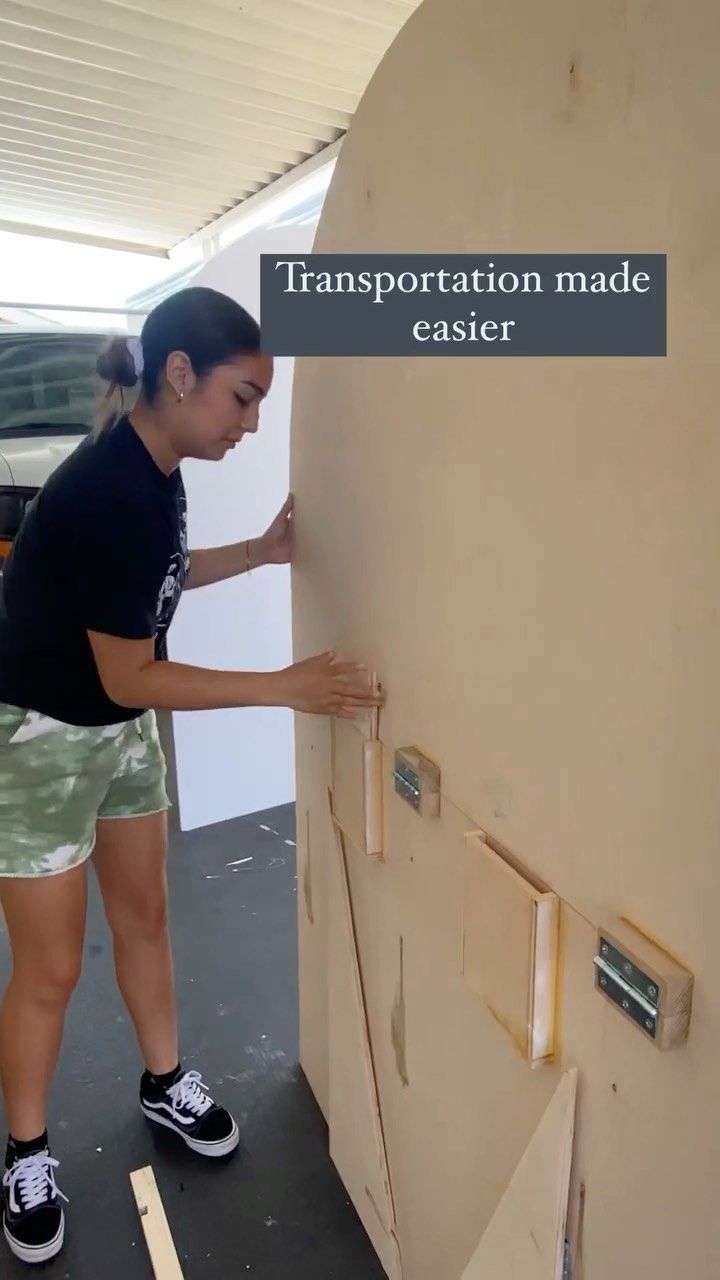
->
[623, 962, 633, 976]
[622, 999, 630, 1011]
[600, 976, 607, 988]
[601, 943, 609, 956]
[648, 985, 657, 999]
[645, 1019, 654, 1031]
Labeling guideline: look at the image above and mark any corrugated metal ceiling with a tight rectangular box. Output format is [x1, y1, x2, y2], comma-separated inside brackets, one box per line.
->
[0, 0, 419, 255]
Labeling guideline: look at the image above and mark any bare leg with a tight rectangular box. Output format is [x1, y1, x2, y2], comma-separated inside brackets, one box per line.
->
[93, 812, 178, 1076]
[0, 865, 87, 1141]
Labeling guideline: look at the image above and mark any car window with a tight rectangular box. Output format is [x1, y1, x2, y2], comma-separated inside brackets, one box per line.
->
[0, 333, 110, 437]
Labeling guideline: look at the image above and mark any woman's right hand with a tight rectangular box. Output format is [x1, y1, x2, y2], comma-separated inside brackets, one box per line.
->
[274, 651, 384, 718]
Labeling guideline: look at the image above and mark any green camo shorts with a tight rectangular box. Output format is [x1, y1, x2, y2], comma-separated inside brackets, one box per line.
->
[0, 702, 169, 879]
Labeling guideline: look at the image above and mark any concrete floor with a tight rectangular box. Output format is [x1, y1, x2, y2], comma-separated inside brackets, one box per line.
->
[0, 801, 385, 1279]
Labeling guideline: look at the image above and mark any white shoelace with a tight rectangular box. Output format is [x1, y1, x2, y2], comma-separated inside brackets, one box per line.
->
[166, 1070, 214, 1121]
[2, 1151, 68, 1215]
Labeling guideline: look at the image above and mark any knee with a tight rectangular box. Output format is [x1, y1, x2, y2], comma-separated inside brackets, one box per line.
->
[106, 893, 168, 946]
[14, 953, 83, 1010]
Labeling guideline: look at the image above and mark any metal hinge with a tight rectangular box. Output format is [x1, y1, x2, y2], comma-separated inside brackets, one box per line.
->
[594, 935, 660, 1039]
[393, 761, 421, 808]
[393, 747, 441, 816]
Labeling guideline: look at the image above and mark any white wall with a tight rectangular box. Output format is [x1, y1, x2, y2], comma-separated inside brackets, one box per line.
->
[168, 223, 315, 830]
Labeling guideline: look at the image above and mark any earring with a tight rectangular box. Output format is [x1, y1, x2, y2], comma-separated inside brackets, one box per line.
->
[177, 391, 184, 403]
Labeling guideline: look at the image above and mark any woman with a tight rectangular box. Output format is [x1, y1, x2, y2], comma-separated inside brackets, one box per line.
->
[0, 286, 381, 1265]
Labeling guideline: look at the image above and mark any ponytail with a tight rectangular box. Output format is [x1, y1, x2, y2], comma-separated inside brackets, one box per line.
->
[94, 337, 140, 435]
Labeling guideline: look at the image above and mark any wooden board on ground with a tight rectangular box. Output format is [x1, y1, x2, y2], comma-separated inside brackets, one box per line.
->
[130, 1166, 184, 1280]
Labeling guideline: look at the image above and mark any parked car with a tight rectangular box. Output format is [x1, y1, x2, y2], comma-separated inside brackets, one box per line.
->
[0, 327, 120, 569]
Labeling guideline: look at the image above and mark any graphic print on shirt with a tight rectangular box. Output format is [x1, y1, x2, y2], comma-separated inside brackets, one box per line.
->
[154, 489, 189, 660]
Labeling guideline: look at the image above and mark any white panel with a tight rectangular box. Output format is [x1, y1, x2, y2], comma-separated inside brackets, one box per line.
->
[169, 224, 315, 830]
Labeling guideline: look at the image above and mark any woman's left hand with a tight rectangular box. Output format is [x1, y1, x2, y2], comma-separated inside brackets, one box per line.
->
[259, 493, 295, 565]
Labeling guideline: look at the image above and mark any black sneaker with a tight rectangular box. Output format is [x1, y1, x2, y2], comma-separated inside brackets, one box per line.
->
[140, 1069, 239, 1158]
[2, 1147, 66, 1264]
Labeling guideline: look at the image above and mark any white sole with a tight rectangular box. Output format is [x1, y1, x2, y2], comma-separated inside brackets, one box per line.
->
[141, 1105, 240, 1158]
[3, 1211, 65, 1264]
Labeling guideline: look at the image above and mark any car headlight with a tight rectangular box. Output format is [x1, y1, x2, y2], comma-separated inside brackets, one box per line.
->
[0, 487, 38, 559]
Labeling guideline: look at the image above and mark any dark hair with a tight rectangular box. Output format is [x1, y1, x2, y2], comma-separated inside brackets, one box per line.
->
[96, 286, 261, 431]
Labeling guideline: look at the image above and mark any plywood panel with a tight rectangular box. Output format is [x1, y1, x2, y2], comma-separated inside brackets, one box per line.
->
[557, 903, 720, 1279]
[461, 1070, 577, 1280]
[333, 748, 561, 1280]
[291, 0, 720, 1276]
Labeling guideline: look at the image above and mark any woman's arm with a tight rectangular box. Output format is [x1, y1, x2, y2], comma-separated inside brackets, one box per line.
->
[185, 539, 264, 590]
[87, 632, 382, 718]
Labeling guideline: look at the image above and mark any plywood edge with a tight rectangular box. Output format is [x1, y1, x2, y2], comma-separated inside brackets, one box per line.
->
[327, 788, 398, 1235]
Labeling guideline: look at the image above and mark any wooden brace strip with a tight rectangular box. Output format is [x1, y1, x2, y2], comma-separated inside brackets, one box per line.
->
[130, 1166, 184, 1280]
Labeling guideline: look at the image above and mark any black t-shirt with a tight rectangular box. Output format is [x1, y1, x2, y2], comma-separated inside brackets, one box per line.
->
[0, 416, 189, 725]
